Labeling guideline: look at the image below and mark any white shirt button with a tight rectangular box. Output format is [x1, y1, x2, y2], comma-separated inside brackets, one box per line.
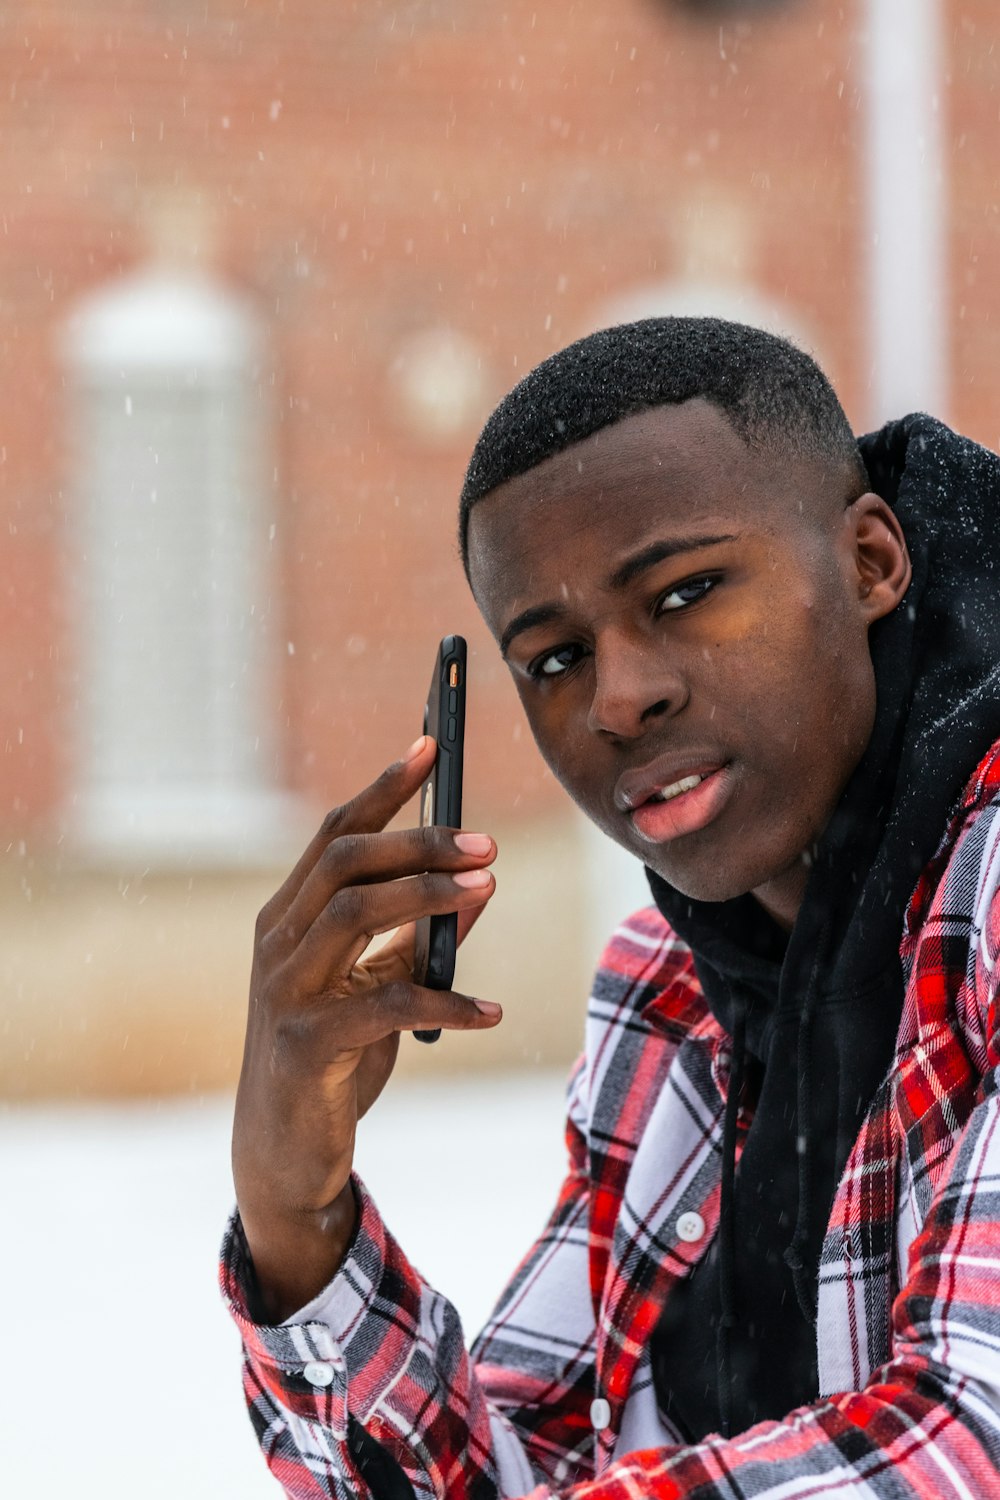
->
[590, 1397, 612, 1431]
[676, 1210, 706, 1243]
[303, 1361, 335, 1388]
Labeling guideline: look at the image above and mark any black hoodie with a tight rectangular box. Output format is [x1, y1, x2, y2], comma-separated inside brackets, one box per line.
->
[647, 414, 1000, 1440]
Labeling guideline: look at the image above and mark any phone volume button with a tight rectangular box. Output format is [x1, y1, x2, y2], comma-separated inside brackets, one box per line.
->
[446, 716, 457, 741]
[448, 689, 458, 712]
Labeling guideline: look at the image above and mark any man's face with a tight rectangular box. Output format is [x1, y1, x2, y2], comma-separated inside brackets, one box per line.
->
[467, 400, 901, 926]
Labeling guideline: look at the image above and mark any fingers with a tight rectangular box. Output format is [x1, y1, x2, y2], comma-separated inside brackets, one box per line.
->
[279, 824, 496, 949]
[412, 903, 493, 1043]
[259, 736, 437, 927]
[296, 867, 497, 991]
[361, 893, 490, 993]
[306, 980, 502, 1054]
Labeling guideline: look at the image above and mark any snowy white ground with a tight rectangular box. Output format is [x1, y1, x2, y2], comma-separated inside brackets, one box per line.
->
[0, 1069, 569, 1498]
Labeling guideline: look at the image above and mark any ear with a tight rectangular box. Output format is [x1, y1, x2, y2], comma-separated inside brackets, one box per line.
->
[844, 493, 912, 625]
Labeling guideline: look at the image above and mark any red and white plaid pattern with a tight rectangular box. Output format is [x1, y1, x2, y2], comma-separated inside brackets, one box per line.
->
[221, 741, 1000, 1499]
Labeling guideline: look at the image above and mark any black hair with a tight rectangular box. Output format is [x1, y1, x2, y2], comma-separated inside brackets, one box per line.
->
[458, 316, 866, 568]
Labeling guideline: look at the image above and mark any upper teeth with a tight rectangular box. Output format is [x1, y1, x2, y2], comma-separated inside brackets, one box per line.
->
[650, 774, 703, 803]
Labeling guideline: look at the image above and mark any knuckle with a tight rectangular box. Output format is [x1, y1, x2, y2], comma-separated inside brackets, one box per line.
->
[376, 980, 416, 1017]
[272, 1008, 319, 1058]
[320, 832, 366, 877]
[328, 883, 367, 927]
[261, 917, 294, 957]
[428, 825, 461, 863]
[418, 870, 446, 903]
[419, 823, 445, 856]
[255, 924, 278, 961]
[320, 803, 351, 841]
[379, 756, 407, 785]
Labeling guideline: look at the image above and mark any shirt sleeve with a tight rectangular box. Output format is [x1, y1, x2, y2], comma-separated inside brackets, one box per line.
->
[219, 1057, 599, 1500]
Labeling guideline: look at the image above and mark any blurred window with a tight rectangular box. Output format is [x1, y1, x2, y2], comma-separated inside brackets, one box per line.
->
[61, 265, 297, 865]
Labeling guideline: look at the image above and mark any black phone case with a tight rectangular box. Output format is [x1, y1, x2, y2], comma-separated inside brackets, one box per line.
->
[412, 636, 466, 1041]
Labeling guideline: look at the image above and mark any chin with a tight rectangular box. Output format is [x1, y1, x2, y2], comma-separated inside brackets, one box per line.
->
[646, 863, 754, 905]
[641, 840, 784, 905]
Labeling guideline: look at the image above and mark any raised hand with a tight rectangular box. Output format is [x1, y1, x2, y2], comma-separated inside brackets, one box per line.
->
[231, 735, 499, 1321]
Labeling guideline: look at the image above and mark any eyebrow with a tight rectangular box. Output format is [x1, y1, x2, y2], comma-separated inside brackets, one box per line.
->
[499, 532, 739, 657]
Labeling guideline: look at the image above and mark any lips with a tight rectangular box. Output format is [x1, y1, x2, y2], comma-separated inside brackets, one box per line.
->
[614, 753, 734, 846]
[614, 753, 730, 814]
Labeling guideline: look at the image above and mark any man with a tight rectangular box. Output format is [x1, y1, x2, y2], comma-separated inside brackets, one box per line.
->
[223, 318, 1000, 1498]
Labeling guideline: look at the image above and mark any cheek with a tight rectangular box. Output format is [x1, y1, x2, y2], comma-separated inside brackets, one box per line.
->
[714, 587, 873, 750]
[518, 688, 606, 803]
[516, 688, 568, 775]
[803, 587, 876, 719]
[769, 602, 877, 768]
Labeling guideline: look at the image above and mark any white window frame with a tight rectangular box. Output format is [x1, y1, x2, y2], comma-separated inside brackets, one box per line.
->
[61, 265, 302, 865]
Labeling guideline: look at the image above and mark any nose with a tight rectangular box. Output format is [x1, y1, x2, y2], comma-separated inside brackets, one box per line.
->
[586, 629, 688, 739]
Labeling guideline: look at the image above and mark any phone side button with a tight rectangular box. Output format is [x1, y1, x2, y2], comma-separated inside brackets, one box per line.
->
[448, 689, 458, 712]
[446, 716, 457, 741]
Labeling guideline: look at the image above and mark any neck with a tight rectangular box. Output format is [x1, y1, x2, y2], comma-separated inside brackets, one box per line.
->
[750, 857, 812, 933]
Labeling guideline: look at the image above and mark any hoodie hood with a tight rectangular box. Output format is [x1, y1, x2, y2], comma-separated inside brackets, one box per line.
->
[647, 414, 1000, 1441]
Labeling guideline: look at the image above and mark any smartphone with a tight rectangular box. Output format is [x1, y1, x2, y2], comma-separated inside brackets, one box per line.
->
[412, 634, 467, 1042]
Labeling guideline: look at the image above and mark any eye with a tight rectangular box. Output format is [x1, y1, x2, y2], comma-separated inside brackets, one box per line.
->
[527, 643, 586, 680]
[656, 574, 719, 613]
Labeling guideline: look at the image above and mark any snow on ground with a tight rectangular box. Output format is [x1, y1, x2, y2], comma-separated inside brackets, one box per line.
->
[0, 1068, 569, 1498]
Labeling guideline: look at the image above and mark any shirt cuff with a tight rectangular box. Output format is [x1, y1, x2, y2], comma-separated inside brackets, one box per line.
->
[220, 1174, 425, 1422]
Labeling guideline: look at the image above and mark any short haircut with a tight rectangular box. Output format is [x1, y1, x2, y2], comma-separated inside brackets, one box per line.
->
[458, 316, 867, 568]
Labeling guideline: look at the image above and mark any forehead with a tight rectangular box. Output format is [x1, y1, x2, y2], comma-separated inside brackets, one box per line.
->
[466, 400, 805, 601]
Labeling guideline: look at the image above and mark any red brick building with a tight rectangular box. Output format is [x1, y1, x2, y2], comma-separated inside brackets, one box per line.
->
[1, 0, 996, 1095]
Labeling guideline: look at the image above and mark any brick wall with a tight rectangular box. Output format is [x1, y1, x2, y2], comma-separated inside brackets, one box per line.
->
[2, 0, 997, 1093]
[0, 0, 884, 835]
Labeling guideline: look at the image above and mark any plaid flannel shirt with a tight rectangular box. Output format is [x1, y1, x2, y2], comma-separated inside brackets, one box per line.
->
[221, 739, 1000, 1499]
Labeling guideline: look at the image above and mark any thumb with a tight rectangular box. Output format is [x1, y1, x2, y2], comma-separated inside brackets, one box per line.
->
[363, 923, 417, 987]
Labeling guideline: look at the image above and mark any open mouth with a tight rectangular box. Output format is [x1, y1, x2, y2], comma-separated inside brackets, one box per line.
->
[644, 774, 706, 805]
[628, 765, 734, 844]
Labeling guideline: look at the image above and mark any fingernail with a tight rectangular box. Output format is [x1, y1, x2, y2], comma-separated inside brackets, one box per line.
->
[454, 832, 493, 855]
[403, 735, 429, 762]
[452, 868, 492, 888]
[474, 1000, 502, 1017]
